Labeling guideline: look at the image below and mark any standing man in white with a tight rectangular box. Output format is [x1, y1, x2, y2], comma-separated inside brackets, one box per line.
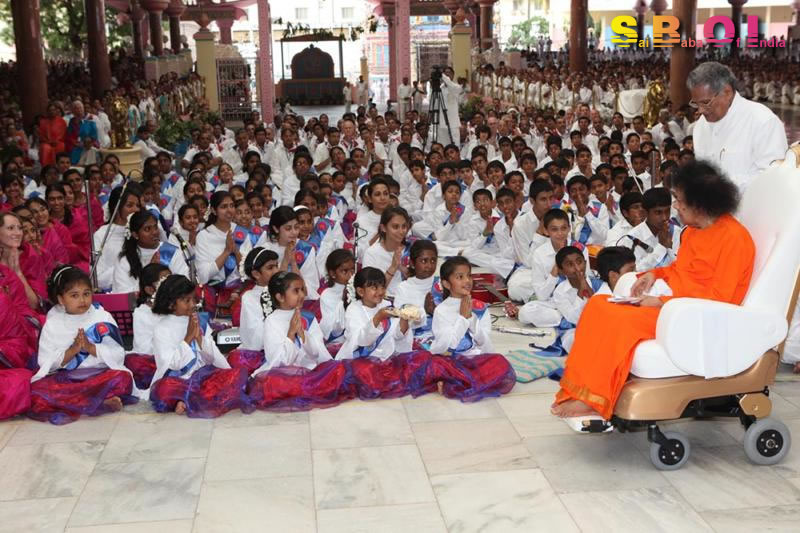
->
[689, 61, 787, 193]
[436, 67, 463, 148]
[357, 76, 369, 107]
[397, 77, 412, 122]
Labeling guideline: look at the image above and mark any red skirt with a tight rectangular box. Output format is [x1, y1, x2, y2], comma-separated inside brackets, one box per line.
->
[28, 368, 136, 425]
[124, 353, 158, 390]
[150, 366, 250, 418]
[0, 368, 33, 420]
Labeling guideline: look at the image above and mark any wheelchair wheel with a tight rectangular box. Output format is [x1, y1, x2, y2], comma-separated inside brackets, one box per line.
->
[649, 431, 691, 471]
[743, 418, 791, 465]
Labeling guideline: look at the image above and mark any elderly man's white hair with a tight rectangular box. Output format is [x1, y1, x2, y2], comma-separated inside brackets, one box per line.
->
[72, 100, 84, 110]
[686, 62, 738, 94]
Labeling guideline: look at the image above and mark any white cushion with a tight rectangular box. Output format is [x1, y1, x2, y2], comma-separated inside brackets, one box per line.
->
[631, 340, 689, 378]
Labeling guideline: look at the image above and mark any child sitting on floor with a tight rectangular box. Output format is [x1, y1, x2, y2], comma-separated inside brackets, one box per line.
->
[393, 240, 441, 346]
[429, 256, 493, 357]
[319, 249, 355, 345]
[336, 267, 413, 361]
[252, 271, 332, 375]
[132, 263, 171, 355]
[238, 247, 280, 350]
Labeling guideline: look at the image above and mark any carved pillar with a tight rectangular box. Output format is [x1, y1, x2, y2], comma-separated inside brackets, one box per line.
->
[569, 0, 587, 72]
[217, 18, 234, 45]
[142, 0, 169, 56]
[85, 0, 112, 98]
[729, 0, 748, 57]
[478, 0, 494, 52]
[670, 0, 697, 111]
[633, 0, 648, 46]
[10, 0, 48, 128]
[257, 0, 275, 124]
[131, 5, 146, 57]
[387, 18, 398, 100]
[395, 0, 411, 83]
[166, 0, 186, 54]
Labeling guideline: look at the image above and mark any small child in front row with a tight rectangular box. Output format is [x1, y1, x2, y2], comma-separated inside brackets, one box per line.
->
[594, 246, 637, 295]
[429, 256, 493, 357]
[149, 275, 248, 416]
[252, 271, 332, 375]
[336, 267, 413, 361]
[132, 263, 171, 355]
[238, 247, 280, 350]
[393, 240, 441, 345]
[319, 249, 356, 345]
[549, 246, 604, 352]
[30, 266, 137, 424]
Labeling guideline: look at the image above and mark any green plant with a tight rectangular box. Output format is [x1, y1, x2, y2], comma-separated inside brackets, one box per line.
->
[459, 95, 483, 117]
[508, 16, 549, 49]
[154, 113, 196, 151]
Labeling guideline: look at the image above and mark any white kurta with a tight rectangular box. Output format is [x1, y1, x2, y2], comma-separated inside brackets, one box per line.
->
[262, 241, 321, 299]
[112, 244, 190, 294]
[132, 304, 157, 354]
[362, 242, 404, 296]
[693, 92, 788, 192]
[336, 300, 413, 361]
[195, 224, 264, 286]
[319, 283, 346, 342]
[152, 314, 230, 384]
[93, 224, 127, 291]
[428, 297, 493, 357]
[238, 285, 268, 351]
[393, 275, 435, 332]
[252, 309, 332, 375]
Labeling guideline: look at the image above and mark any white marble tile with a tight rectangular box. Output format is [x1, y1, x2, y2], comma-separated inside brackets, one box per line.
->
[413, 417, 536, 475]
[100, 413, 212, 463]
[765, 418, 800, 479]
[627, 419, 740, 452]
[701, 504, 800, 532]
[66, 520, 194, 533]
[68, 458, 204, 526]
[212, 409, 308, 428]
[559, 487, 713, 533]
[0, 441, 103, 501]
[313, 444, 435, 509]
[8, 415, 119, 446]
[432, 469, 578, 533]
[497, 394, 578, 437]
[401, 394, 505, 423]
[505, 377, 560, 396]
[523, 433, 669, 493]
[317, 503, 447, 533]
[0, 497, 76, 533]
[194, 477, 315, 533]
[663, 446, 800, 512]
[309, 400, 414, 449]
[0, 422, 17, 451]
[205, 423, 311, 481]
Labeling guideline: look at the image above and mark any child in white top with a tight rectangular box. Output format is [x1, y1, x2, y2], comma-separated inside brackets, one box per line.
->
[354, 178, 391, 261]
[252, 271, 332, 375]
[262, 206, 321, 299]
[362, 206, 411, 297]
[423, 180, 474, 256]
[237, 247, 279, 350]
[131, 263, 171, 355]
[429, 256, 493, 357]
[336, 267, 413, 361]
[393, 240, 440, 344]
[319, 249, 355, 344]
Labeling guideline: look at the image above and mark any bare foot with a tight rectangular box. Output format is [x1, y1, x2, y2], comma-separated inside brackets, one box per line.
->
[793, 362, 800, 374]
[550, 399, 600, 418]
[175, 401, 187, 415]
[102, 396, 123, 412]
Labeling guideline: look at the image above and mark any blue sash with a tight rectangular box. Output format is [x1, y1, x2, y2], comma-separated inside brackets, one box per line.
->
[353, 316, 391, 358]
[308, 218, 335, 250]
[446, 300, 488, 356]
[442, 203, 465, 225]
[65, 321, 123, 370]
[158, 242, 178, 267]
[166, 313, 210, 378]
[294, 240, 314, 269]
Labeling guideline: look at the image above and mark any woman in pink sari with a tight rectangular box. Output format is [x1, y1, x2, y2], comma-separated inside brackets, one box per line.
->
[38, 103, 67, 167]
[27, 196, 70, 266]
[46, 183, 90, 270]
[66, 166, 104, 230]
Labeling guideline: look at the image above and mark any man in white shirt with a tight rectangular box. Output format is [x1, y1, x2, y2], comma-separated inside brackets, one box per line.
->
[253, 126, 275, 164]
[650, 109, 685, 149]
[221, 128, 257, 175]
[688, 61, 788, 192]
[397, 77, 412, 121]
[182, 132, 222, 169]
[133, 126, 171, 159]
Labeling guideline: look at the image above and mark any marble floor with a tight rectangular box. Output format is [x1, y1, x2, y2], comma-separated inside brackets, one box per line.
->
[2, 309, 800, 533]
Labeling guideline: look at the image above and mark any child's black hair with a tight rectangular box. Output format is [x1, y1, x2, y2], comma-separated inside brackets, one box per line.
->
[137, 263, 170, 306]
[472, 188, 493, 203]
[495, 186, 516, 202]
[555, 245, 584, 268]
[408, 239, 438, 278]
[642, 187, 672, 210]
[265, 271, 303, 314]
[151, 274, 196, 315]
[353, 267, 386, 300]
[620, 191, 644, 212]
[439, 256, 471, 298]
[47, 265, 91, 304]
[595, 246, 636, 283]
[529, 179, 553, 199]
[243, 247, 279, 279]
[441, 180, 462, 196]
[377, 206, 411, 241]
[325, 248, 355, 278]
[267, 205, 297, 240]
[543, 208, 569, 228]
[177, 203, 199, 222]
[207, 190, 232, 226]
[119, 210, 158, 281]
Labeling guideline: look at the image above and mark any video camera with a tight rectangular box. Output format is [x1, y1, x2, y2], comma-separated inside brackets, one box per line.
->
[430, 65, 443, 91]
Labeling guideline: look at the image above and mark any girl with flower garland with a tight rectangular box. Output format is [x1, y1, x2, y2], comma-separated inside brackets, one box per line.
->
[238, 247, 279, 350]
[252, 271, 332, 375]
[149, 274, 248, 416]
[262, 206, 321, 300]
[112, 211, 189, 293]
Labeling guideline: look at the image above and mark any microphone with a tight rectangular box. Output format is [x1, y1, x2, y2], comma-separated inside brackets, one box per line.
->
[629, 236, 653, 253]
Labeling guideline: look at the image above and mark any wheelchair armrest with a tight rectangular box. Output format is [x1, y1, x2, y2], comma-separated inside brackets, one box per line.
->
[655, 298, 788, 378]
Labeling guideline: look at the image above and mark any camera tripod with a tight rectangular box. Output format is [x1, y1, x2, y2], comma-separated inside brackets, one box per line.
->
[428, 85, 454, 145]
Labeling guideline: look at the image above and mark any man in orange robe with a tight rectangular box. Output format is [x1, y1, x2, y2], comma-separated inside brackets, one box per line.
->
[553, 213, 755, 420]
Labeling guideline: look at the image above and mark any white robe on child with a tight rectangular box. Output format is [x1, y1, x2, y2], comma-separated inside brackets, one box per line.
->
[152, 314, 231, 384]
[362, 242, 404, 296]
[112, 244, 190, 294]
[196, 224, 265, 286]
[263, 241, 321, 299]
[319, 283, 347, 343]
[132, 304, 157, 354]
[336, 300, 413, 361]
[252, 309, 332, 375]
[429, 297, 493, 357]
[238, 285, 268, 350]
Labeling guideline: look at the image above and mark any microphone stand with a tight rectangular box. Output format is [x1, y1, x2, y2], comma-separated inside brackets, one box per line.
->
[90, 169, 143, 291]
[172, 229, 196, 284]
[352, 222, 365, 269]
[84, 172, 98, 290]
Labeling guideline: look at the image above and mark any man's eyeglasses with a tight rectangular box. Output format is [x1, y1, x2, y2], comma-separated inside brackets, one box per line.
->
[689, 92, 719, 110]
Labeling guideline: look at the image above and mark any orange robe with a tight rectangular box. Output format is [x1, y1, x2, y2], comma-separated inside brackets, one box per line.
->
[555, 214, 755, 419]
[38, 117, 66, 167]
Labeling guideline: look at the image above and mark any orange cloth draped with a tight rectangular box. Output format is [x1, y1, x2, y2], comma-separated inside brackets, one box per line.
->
[555, 214, 755, 419]
[39, 117, 67, 167]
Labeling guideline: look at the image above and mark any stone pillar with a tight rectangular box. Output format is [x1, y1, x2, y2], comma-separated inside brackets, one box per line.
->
[387, 18, 398, 100]
[131, 6, 146, 57]
[478, 0, 493, 51]
[451, 22, 473, 82]
[634, 0, 648, 45]
[257, 0, 275, 125]
[194, 27, 219, 111]
[470, 2, 481, 42]
[140, 16, 150, 54]
[650, 0, 667, 15]
[670, 0, 697, 111]
[395, 0, 411, 83]
[569, 0, 587, 73]
[166, 0, 186, 54]
[729, 0, 747, 57]
[10, 0, 48, 129]
[85, 0, 112, 99]
[142, 0, 169, 56]
[217, 18, 234, 45]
